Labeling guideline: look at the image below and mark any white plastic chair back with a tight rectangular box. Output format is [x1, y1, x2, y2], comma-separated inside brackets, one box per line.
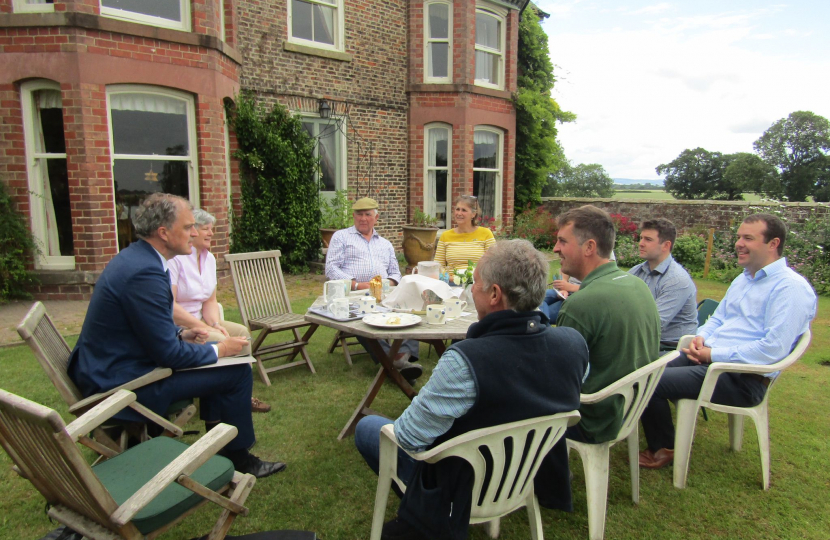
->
[567, 350, 678, 540]
[373, 411, 580, 539]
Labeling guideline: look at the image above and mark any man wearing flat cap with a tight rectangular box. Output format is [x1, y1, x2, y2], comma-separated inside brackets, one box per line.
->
[326, 198, 422, 379]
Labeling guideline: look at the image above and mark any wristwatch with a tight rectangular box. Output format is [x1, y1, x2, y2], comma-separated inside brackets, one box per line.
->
[176, 327, 184, 341]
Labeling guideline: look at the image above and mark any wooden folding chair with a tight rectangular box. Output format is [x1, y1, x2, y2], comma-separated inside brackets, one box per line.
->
[16, 302, 196, 451]
[0, 388, 255, 540]
[225, 250, 319, 385]
[328, 330, 368, 366]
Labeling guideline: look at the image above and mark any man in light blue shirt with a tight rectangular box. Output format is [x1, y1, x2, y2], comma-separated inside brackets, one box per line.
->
[629, 218, 698, 347]
[639, 213, 817, 469]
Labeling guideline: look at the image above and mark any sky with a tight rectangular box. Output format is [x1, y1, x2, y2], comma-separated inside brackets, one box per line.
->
[535, 1, 830, 181]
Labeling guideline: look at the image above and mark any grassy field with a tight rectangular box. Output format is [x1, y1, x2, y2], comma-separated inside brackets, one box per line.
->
[613, 190, 765, 202]
[1, 274, 829, 539]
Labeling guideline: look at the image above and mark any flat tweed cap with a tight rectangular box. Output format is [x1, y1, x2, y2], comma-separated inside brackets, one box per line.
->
[352, 197, 379, 210]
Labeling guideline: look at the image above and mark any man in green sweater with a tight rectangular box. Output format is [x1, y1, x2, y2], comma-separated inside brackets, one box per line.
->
[554, 205, 661, 443]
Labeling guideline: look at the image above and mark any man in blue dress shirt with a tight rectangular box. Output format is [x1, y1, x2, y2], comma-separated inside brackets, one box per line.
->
[628, 218, 698, 348]
[639, 213, 817, 469]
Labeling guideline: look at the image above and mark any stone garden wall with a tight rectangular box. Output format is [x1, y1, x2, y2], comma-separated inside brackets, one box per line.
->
[540, 198, 830, 232]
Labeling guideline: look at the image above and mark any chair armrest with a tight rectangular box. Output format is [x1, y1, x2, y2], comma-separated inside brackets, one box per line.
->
[111, 423, 238, 526]
[697, 361, 779, 403]
[68, 368, 173, 414]
[65, 390, 137, 442]
[579, 351, 679, 404]
[676, 335, 695, 351]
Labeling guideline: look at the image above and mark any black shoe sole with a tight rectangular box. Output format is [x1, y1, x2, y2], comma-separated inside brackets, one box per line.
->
[398, 365, 423, 379]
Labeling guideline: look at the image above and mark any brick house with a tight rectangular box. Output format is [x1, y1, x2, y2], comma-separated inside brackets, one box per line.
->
[0, 0, 528, 299]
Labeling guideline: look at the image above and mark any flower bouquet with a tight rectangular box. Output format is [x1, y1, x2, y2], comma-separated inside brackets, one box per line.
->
[452, 261, 475, 287]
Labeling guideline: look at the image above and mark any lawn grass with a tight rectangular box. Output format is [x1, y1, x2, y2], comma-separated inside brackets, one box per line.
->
[1, 278, 829, 539]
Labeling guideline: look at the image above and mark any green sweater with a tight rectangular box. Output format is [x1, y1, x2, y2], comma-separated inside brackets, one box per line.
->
[557, 262, 660, 443]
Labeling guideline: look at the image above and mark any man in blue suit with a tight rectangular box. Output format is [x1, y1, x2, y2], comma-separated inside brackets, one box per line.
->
[69, 193, 284, 478]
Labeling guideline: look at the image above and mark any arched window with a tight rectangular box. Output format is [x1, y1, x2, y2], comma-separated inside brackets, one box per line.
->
[474, 6, 506, 89]
[107, 86, 198, 250]
[473, 127, 503, 220]
[21, 80, 72, 269]
[425, 123, 452, 227]
[424, 1, 452, 83]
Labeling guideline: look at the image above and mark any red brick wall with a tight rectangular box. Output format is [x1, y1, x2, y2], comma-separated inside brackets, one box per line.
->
[235, 0, 410, 246]
[0, 1, 240, 299]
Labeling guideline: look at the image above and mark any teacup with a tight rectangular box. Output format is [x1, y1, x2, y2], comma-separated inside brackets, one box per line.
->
[443, 298, 467, 318]
[381, 278, 392, 296]
[427, 304, 446, 325]
[330, 297, 350, 319]
[357, 296, 377, 314]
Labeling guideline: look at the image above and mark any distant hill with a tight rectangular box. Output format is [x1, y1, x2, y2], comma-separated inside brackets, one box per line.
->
[613, 178, 664, 186]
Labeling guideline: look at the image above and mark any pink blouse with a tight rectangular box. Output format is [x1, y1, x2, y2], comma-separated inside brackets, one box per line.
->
[168, 247, 217, 320]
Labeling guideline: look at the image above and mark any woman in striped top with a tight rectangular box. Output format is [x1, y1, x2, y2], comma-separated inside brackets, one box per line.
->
[433, 195, 496, 272]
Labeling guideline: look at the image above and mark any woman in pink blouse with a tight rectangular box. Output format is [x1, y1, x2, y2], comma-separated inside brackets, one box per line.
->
[168, 209, 270, 413]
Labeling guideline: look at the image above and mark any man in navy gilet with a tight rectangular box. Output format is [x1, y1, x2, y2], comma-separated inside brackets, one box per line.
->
[355, 239, 589, 540]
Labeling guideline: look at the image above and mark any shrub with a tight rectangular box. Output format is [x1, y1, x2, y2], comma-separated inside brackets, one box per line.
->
[227, 93, 321, 273]
[511, 205, 557, 250]
[610, 213, 638, 240]
[320, 189, 352, 229]
[0, 180, 38, 302]
[673, 234, 707, 273]
[613, 235, 640, 268]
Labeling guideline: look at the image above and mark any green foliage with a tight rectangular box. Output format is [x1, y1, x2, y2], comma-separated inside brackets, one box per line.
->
[657, 147, 739, 200]
[514, 7, 574, 208]
[320, 190, 352, 229]
[551, 163, 615, 198]
[227, 93, 321, 272]
[0, 180, 38, 302]
[672, 234, 707, 273]
[410, 208, 438, 228]
[609, 212, 639, 267]
[754, 111, 830, 202]
[723, 152, 781, 198]
[510, 205, 557, 250]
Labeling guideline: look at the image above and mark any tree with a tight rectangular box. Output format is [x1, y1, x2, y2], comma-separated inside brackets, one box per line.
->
[554, 163, 615, 197]
[657, 147, 736, 200]
[514, 7, 574, 209]
[722, 152, 781, 198]
[754, 111, 830, 201]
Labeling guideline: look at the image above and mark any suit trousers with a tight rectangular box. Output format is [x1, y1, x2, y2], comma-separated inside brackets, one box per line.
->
[132, 363, 255, 451]
[640, 354, 769, 452]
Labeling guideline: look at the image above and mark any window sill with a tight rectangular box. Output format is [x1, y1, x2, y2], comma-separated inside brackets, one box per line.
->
[284, 41, 352, 62]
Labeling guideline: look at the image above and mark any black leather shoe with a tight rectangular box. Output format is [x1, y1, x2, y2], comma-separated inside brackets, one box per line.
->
[236, 454, 286, 478]
[381, 517, 428, 540]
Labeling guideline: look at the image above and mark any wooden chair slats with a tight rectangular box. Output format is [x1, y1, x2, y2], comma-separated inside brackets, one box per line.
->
[225, 250, 319, 385]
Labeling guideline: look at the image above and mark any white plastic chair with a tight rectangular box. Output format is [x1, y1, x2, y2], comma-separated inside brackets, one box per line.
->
[371, 411, 581, 540]
[672, 330, 812, 490]
[567, 350, 679, 540]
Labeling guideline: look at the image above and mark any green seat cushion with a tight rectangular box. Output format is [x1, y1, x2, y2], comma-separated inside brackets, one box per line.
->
[167, 399, 193, 415]
[93, 437, 235, 534]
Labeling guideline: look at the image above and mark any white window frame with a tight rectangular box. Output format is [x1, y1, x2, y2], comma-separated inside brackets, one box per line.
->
[287, 0, 346, 53]
[424, 123, 452, 226]
[474, 5, 506, 90]
[219, 0, 227, 42]
[12, 0, 55, 13]
[100, 0, 191, 32]
[21, 80, 73, 270]
[106, 85, 200, 252]
[424, 1, 452, 84]
[473, 126, 503, 220]
[300, 114, 347, 199]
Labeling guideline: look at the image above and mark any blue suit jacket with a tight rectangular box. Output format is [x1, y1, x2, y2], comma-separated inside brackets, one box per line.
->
[69, 239, 217, 397]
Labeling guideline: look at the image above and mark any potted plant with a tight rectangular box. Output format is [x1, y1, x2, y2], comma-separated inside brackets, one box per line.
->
[401, 208, 439, 272]
[320, 190, 353, 250]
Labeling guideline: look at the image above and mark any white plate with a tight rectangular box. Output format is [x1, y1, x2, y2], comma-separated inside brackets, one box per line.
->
[362, 313, 422, 328]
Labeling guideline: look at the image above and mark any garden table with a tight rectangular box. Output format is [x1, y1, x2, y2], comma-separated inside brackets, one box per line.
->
[305, 298, 475, 440]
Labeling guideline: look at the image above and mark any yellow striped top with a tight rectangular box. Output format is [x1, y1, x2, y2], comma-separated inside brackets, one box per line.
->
[433, 227, 496, 272]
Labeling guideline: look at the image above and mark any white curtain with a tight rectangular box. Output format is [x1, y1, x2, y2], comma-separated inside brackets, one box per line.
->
[110, 93, 186, 115]
[313, 3, 335, 45]
[475, 12, 500, 83]
[34, 90, 62, 257]
[429, 3, 448, 39]
[427, 128, 449, 217]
